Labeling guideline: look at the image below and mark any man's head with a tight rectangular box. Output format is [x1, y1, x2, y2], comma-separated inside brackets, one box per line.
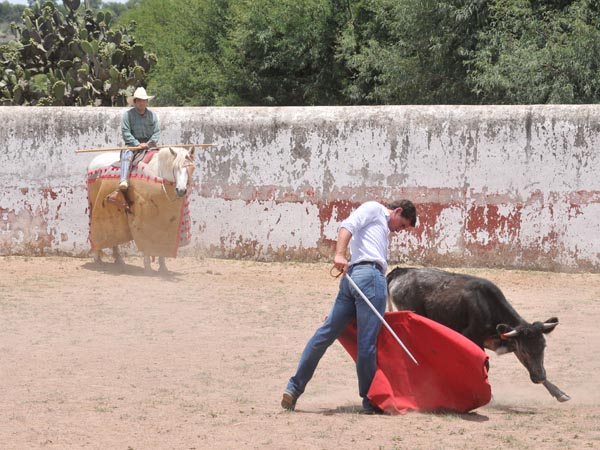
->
[387, 199, 417, 232]
[128, 87, 154, 113]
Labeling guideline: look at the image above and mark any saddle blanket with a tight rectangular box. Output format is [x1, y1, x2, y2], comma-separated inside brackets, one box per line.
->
[87, 162, 191, 257]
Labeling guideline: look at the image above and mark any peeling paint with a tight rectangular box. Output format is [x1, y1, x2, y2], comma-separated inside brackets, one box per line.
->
[1, 105, 600, 272]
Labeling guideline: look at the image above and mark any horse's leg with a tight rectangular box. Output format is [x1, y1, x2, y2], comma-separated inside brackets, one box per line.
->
[92, 250, 102, 264]
[158, 257, 168, 274]
[113, 246, 125, 265]
[144, 255, 153, 273]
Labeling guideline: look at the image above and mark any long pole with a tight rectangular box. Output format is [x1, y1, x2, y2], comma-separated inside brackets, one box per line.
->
[346, 273, 419, 365]
[75, 144, 216, 154]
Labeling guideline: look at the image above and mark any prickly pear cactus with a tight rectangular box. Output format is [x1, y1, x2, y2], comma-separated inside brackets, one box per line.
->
[0, 0, 157, 106]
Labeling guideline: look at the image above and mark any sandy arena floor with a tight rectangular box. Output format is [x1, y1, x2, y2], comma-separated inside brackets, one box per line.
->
[1, 256, 599, 450]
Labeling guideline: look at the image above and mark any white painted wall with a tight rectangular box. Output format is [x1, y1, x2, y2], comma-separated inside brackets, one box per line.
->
[1, 105, 599, 271]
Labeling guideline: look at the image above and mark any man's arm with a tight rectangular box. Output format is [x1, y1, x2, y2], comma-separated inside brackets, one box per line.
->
[121, 111, 139, 146]
[148, 113, 160, 147]
[333, 227, 352, 273]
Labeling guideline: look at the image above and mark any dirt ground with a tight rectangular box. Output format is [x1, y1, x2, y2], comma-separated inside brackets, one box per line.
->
[1, 256, 599, 450]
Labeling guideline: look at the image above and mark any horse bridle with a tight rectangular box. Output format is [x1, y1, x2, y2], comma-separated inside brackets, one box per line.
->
[161, 154, 195, 201]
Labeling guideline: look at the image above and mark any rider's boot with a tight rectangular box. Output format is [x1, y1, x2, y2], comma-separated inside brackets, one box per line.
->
[119, 159, 130, 191]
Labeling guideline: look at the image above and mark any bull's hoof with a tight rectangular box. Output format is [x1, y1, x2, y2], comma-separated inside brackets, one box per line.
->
[543, 379, 571, 402]
[114, 256, 125, 266]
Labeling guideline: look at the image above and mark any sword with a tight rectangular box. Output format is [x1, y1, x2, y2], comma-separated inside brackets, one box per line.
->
[346, 273, 419, 365]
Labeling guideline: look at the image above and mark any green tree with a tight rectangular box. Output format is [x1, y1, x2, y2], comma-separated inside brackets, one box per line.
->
[0, 0, 156, 105]
[122, 0, 351, 106]
[466, 0, 600, 103]
[336, 0, 488, 104]
[222, 0, 351, 106]
[0, 1, 26, 23]
[118, 0, 230, 106]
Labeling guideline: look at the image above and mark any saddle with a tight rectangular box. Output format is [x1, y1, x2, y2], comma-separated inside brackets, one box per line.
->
[105, 189, 131, 214]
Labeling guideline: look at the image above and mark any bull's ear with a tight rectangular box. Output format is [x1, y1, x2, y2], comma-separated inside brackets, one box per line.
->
[189, 147, 195, 157]
[542, 317, 559, 333]
[497, 323, 518, 339]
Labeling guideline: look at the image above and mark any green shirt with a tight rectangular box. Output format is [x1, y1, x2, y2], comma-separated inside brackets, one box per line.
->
[121, 107, 160, 146]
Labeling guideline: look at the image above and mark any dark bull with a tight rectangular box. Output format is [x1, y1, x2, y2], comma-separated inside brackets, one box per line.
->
[386, 267, 571, 402]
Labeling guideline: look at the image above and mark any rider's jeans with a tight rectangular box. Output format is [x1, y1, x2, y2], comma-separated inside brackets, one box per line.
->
[120, 149, 135, 182]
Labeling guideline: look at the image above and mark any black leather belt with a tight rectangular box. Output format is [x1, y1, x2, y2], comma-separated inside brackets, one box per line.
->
[351, 261, 383, 272]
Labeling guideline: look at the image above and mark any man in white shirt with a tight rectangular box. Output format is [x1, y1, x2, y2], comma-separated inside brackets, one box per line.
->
[281, 199, 417, 414]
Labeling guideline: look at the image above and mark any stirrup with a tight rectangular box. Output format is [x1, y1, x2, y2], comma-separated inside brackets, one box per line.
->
[119, 180, 129, 191]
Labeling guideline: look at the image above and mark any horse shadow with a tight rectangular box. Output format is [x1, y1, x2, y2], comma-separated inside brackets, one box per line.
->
[81, 260, 183, 280]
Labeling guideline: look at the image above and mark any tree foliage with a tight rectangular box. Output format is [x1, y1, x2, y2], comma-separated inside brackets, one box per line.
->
[118, 0, 230, 105]
[466, 0, 600, 104]
[4, 0, 600, 106]
[336, 0, 489, 104]
[0, 1, 25, 23]
[0, 0, 156, 105]
[120, 0, 352, 106]
[221, 0, 351, 106]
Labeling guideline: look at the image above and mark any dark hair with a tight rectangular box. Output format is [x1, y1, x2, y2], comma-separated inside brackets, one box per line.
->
[387, 199, 417, 226]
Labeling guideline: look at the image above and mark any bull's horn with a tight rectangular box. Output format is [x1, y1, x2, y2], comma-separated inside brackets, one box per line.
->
[501, 330, 519, 338]
[543, 322, 558, 330]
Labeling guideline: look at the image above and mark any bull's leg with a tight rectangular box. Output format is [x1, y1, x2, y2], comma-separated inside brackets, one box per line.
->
[543, 379, 571, 402]
[158, 257, 168, 274]
[113, 246, 125, 266]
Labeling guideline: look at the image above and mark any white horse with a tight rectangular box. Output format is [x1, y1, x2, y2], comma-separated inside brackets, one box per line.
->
[87, 146, 195, 273]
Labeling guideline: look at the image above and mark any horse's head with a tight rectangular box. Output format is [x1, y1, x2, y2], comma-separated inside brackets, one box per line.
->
[158, 147, 196, 198]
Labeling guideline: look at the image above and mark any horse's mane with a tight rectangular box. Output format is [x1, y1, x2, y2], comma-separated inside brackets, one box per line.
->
[156, 147, 189, 179]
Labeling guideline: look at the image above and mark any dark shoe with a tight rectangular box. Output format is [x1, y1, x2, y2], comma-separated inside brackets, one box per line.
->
[359, 405, 384, 415]
[281, 391, 298, 411]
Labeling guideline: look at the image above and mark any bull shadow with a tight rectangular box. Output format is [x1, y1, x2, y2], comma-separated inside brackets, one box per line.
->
[485, 403, 538, 415]
[81, 260, 183, 280]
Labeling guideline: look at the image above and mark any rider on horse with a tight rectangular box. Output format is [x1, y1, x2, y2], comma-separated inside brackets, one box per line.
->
[119, 87, 161, 191]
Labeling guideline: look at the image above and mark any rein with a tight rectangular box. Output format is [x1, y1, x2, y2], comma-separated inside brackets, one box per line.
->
[160, 157, 195, 202]
[330, 265, 345, 279]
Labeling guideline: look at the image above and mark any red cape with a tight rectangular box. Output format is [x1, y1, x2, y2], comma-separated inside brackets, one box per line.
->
[338, 311, 491, 414]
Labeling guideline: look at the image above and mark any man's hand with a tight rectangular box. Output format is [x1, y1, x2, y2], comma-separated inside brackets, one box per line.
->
[333, 253, 348, 274]
[138, 142, 149, 150]
[333, 227, 352, 274]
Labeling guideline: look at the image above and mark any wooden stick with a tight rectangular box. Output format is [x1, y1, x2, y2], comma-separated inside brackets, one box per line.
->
[76, 144, 216, 154]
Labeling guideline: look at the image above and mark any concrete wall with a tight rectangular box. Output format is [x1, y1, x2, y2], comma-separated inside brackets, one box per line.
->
[1, 105, 599, 272]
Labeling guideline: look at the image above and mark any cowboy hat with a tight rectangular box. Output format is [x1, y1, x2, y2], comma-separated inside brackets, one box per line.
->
[127, 87, 154, 104]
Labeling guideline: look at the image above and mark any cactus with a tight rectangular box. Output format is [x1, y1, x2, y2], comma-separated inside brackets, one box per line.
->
[0, 0, 156, 106]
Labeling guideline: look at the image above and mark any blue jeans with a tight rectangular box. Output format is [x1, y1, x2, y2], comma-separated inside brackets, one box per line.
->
[120, 149, 135, 182]
[285, 264, 387, 410]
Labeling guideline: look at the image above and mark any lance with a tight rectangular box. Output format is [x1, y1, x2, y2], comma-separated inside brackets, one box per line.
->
[345, 273, 419, 365]
[75, 143, 216, 154]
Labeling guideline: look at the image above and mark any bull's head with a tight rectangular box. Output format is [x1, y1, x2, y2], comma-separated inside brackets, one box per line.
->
[496, 317, 559, 383]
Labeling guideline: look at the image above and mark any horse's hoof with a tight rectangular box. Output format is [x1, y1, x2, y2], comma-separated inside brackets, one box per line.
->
[115, 257, 125, 266]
